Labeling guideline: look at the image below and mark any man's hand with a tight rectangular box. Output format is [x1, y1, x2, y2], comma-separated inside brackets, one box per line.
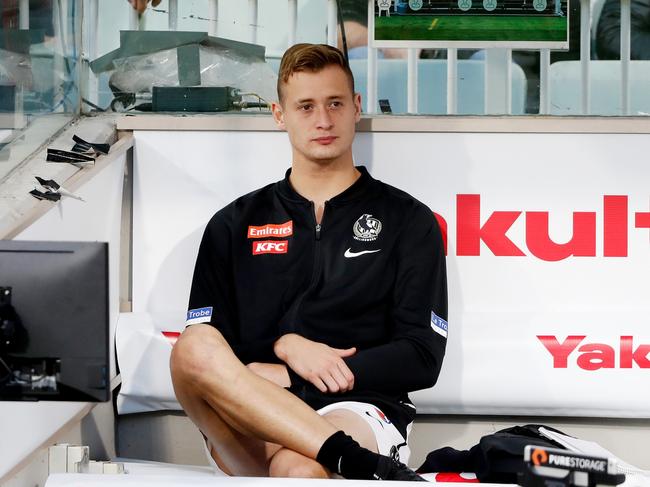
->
[274, 334, 356, 393]
[128, 0, 162, 14]
[246, 362, 291, 388]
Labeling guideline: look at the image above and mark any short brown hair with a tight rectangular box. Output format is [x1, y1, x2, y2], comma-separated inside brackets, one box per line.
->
[277, 43, 355, 103]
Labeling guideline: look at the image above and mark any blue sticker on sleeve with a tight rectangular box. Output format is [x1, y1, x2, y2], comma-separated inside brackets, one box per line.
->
[186, 306, 213, 325]
[430, 311, 448, 339]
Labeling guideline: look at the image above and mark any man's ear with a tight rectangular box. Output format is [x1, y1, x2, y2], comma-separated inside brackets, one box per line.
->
[272, 101, 286, 130]
[353, 92, 362, 123]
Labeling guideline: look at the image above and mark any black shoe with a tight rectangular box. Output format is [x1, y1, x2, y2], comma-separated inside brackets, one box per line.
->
[374, 455, 427, 481]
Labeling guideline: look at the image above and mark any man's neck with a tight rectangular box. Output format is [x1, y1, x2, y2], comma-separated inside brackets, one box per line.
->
[289, 158, 360, 223]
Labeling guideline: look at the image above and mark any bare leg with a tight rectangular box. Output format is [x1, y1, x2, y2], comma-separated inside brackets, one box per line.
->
[170, 325, 343, 472]
[174, 376, 281, 476]
[203, 418, 282, 476]
[269, 409, 378, 478]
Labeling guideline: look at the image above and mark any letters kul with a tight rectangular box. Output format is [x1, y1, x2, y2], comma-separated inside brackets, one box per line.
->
[431, 195, 650, 261]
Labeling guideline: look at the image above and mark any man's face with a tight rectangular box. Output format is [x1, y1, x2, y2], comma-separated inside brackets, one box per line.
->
[273, 64, 361, 166]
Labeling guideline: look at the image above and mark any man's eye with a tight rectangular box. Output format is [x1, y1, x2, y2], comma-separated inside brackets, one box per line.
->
[330, 101, 342, 108]
[299, 104, 313, 111]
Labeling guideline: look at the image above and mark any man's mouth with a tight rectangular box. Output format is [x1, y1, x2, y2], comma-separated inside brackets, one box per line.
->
[313, 136, 337, 145]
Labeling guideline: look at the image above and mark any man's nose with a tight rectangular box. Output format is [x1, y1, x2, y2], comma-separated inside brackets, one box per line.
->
[315, 106, 333, 129]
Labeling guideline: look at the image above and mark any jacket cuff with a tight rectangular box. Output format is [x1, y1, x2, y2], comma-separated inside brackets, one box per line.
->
[234, 338, 278, 364]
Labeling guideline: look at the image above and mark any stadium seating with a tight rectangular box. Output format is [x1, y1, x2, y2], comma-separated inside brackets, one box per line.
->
[351, 58, 526, 114]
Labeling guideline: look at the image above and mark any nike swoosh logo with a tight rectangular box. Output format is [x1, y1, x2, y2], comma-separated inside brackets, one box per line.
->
[344, 248, 381, 258]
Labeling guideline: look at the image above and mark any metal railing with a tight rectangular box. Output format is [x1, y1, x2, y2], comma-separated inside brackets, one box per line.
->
[45, 0, 638, 116]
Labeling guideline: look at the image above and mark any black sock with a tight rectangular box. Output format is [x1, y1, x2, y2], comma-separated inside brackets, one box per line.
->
[316, 430, 380, 479]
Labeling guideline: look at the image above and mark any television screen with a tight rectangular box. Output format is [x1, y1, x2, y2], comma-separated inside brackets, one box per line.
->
[372, 0, 569, 49]
[0, 240, 109, 402]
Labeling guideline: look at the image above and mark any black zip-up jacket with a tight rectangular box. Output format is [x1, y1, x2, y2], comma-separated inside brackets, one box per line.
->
[187, 166, 447, 438]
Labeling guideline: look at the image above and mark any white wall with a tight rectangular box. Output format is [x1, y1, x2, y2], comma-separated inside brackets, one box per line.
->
[126, 130, 650, 418]
[15, 155, 127, 380]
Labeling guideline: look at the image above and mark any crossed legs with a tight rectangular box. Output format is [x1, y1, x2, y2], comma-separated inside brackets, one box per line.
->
[170, 324, 377, 477]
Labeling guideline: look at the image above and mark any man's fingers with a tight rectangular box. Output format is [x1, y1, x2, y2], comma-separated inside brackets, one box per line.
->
[337, 361, 355, 388]
[328, 366, 351, 393]
[304, 373, 327, 392]
[130, 0, 161, 14]
[128, 0, 141, 13]
[309, 375, 328, 393]
[321, 373, 341, 393]
[334, 347, 356, 357]
[136, 0, 148, 13]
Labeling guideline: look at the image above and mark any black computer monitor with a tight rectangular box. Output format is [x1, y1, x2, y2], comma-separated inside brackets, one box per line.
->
[0, 240, 109, 402]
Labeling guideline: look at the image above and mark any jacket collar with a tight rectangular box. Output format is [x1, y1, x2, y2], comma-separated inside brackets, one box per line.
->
[276, 165, 376, 206]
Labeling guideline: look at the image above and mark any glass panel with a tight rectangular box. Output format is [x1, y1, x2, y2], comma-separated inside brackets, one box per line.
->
[78, 0, 648, 117]
[88, 0, 329, 114]
[0, 0, 80, 179]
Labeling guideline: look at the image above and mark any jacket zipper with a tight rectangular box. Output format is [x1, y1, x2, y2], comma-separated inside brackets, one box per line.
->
[292, 201, 326, 329]
[289, 201, 327, 400]
[307, 200, 325, 288]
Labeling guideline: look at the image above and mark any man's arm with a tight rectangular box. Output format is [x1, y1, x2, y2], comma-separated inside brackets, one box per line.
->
[188, 210, 278, 364]
[274, 334, 356, 393]
[344, 203, 447, 393]
[191, 210, 356, 388]
[276, 203, 447, 395]
[246, 362, 291, 388]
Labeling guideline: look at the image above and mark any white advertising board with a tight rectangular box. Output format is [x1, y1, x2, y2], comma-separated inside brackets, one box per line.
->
[122, 130, 650, 417]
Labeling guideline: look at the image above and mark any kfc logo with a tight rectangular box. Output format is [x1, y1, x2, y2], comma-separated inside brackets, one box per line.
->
[433, 195, 650, 261]
[252, 240, 288, 255]
[538, 335, 650, 370]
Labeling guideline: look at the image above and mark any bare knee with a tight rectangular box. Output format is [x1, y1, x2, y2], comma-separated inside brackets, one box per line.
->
[268, 449, 329, 479]
[170, 325, 234, 386]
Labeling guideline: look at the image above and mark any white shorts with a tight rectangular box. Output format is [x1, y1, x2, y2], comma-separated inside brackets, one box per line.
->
[202, 400, 412, 476]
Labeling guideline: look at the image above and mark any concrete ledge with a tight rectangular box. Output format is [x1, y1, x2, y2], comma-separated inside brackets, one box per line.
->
[115, 113, 650, 134]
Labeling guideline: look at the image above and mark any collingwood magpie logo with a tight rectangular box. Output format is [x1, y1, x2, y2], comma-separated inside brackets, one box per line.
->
[353, 214, 382, 242]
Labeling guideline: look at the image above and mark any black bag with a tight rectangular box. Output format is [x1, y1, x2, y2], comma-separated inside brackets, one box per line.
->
[417, 424, 568, 483]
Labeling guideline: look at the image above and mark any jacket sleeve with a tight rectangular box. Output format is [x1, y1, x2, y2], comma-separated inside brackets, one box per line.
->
[187, 210, 277, 364]
[343, 203, 448, 394]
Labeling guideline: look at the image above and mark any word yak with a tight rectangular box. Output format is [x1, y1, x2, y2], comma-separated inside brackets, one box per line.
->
[538, 335, 650, 370]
